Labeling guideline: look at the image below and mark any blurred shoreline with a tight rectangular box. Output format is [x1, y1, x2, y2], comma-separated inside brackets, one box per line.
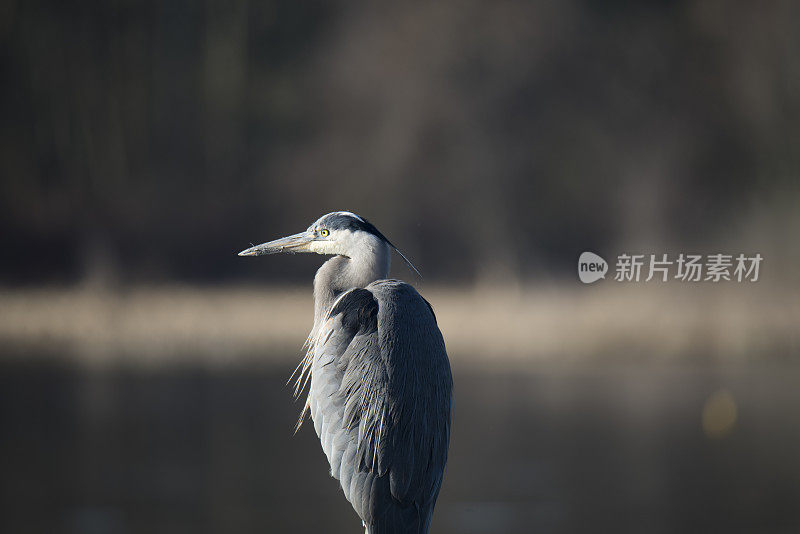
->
[1, 284, 797, 368]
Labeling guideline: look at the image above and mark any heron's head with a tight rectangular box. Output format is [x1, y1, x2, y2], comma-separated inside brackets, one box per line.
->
[238, 211, 419, 274]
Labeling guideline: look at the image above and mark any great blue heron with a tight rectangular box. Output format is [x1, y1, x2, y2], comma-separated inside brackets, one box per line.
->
[238, 211, 452, 534]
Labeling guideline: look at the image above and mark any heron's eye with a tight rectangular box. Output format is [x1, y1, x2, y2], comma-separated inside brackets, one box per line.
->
[320, 229, 330, 237]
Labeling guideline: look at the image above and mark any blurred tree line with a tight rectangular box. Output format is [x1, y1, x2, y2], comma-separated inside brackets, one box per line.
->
[1, 0, 798, 286]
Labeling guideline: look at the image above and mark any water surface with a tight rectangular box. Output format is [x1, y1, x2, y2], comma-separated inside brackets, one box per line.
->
[1, 354, 798, 533]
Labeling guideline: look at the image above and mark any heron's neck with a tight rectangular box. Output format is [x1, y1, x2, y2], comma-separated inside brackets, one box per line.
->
[312, 242, 390, 329]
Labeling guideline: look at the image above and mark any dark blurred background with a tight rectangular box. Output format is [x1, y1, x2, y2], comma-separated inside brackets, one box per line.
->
[2, 0, 799, 286]
[1, 1, 800, 533]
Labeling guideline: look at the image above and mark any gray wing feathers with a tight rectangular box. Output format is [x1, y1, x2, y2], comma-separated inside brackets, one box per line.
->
[309, 280, 452, 533]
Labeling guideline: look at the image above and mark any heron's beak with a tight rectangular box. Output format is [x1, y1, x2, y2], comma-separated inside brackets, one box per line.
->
[238, 231, 316, 256]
